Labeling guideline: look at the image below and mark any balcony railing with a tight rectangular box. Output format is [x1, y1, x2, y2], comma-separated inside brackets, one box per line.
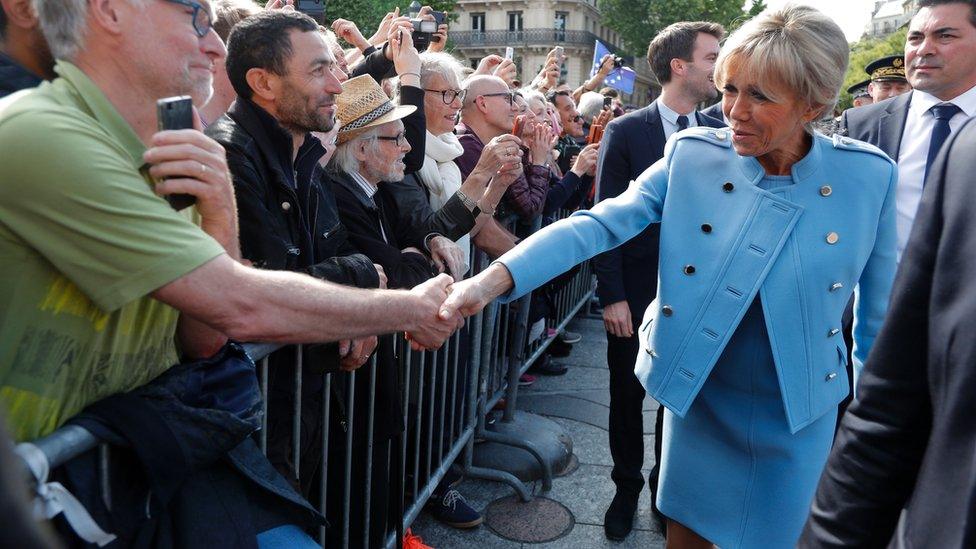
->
[451, 28, 620, 52]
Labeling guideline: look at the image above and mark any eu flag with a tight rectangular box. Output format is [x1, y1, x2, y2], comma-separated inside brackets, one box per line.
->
[591, 39, 636, 94]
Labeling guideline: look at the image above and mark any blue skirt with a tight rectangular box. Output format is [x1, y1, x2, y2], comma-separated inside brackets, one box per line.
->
[656, 298, 837, 549]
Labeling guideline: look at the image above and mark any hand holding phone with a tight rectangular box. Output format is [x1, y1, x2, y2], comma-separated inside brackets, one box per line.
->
[155, 97, 197, 211]
[587, 123, 604, 145]
[512, 115, 525, 137]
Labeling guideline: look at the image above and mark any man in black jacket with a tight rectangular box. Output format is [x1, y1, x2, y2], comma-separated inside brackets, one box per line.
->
[206, 14, 416, 547]
[799, 118, 976, 549]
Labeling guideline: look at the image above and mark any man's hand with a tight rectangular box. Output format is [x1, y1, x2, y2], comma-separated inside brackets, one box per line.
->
[492, 58, 518, 88]
[571, 143, 600, 177]
[373, 263, 388, 289]
[144, 123, 238, 251]
[371, 8, 402, 46]
[597, 54, 615, 77]
[312, 123, 340, 168]
[405, 274, 464, 350]
[428, 236, 467, 279]
[331, 18, 370, 51]
[429, 23, 448, 52]
[473, 54, 504, 77]
[473, 134, 523, 176]
[338, 336, 378, 371]
[603, 300, 633, 338]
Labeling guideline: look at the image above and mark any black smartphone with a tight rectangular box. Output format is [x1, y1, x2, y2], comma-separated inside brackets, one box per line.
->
[155, 96, 197, 211]
[603, 96, 613, 109]
[430, 10, 447, 43]
[295, 0, 326, 22]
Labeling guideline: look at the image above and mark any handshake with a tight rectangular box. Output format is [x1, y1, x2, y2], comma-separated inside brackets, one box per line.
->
[403, 264, 514, 351]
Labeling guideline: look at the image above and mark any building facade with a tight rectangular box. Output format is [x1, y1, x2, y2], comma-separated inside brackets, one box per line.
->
[449, 0, 657, 106]
[864, 0, 913, 38]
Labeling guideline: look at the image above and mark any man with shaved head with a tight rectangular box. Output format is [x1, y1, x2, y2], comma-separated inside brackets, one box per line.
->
[456, 75, 550, 222]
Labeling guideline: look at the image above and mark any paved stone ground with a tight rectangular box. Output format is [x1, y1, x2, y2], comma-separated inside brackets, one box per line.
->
[411, 312, 666, 548]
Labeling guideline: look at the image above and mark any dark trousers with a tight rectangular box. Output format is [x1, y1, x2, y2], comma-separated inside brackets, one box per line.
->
[606, 315, 664, 515]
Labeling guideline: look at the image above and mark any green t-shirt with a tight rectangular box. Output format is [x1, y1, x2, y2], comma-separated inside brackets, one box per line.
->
[0, 61, 225, 441]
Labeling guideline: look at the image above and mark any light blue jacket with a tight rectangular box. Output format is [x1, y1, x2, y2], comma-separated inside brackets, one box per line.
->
[498, 128, 898, 433]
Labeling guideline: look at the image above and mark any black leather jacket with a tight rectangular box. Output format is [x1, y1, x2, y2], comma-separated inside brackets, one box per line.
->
[207, 98, 379, 289]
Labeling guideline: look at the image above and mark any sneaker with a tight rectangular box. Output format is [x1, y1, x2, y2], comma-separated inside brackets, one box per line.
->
[518, 373, 537, 386]
[559, 330, 582, 344]
[427, 489, 484, 529]
[527, 355, 568, 376]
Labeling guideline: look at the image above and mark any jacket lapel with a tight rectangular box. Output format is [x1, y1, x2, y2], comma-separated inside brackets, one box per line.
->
[877, 92, 912, 161]
[644, 102, 667, 161]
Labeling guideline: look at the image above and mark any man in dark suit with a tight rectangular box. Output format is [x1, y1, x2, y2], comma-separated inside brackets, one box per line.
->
[842, 0, 976, 262]
[799, 116, 976, 549]
[594, 20, 726, 541]
[838, 0, 976, 395]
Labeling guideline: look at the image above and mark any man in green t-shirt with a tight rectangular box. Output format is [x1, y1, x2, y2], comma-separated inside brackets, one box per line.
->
[0, 0, 461, 443]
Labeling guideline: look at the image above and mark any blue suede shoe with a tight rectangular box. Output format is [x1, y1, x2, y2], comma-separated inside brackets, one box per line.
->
[427, 489, 484, 529]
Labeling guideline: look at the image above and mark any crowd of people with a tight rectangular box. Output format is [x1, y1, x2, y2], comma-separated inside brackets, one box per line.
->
[0, 0, 975, 547]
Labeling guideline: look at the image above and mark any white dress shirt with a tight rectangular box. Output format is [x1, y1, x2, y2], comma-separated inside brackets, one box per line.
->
[657, 98, 700, 139]
[895, 84, 976, 259]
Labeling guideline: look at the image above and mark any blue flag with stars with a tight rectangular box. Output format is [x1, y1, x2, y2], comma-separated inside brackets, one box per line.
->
[591, 39, 636, 94]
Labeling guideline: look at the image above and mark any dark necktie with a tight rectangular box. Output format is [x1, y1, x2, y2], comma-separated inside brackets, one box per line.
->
[677, 114, 689, 132]
[925, 103, 962, 182]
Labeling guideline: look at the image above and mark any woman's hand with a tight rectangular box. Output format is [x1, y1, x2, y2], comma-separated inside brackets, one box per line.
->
[492, 58, 518, 88]
[439, 263, 514, 319]
[429, 23, 448, 53]
[526, 123, 554, 165]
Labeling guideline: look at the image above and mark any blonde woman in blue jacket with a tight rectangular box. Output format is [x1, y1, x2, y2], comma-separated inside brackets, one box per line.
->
[438, 6, 897, 549]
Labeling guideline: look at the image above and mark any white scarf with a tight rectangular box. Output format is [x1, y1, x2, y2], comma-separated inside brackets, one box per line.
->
[418, 131, 470, 271]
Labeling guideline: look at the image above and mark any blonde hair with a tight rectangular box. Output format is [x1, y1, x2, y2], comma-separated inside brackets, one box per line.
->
[713, 4, 848, 129]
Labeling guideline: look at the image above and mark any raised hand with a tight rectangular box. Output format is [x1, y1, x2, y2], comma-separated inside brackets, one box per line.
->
[331, 18, 370, 51]
[429, 23, 448, 53]
[473, 134, 523, 176]
[492, 58, 518, 88]
[473, 54, 504, 77]
[405, 274, 464, 350]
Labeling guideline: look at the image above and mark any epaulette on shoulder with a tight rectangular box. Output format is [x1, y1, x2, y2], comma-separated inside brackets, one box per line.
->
[830, 133, 890, 161]
[673, 127, 732, 148]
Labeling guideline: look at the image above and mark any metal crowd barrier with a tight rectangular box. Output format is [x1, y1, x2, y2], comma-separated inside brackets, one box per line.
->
[17, 211, 595, 549]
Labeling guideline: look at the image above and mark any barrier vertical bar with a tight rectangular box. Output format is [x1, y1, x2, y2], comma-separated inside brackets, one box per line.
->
[363, 357, 377, 547]
[292, 345, 303, 480]
[342, 370, 356, 549]
[319, 373, 332, 546]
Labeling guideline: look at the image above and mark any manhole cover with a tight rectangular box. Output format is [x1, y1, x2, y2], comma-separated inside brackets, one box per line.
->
[484, 495, 575, 543]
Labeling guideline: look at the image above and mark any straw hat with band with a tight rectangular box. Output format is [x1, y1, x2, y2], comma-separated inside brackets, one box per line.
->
[336, 75, 416, 145]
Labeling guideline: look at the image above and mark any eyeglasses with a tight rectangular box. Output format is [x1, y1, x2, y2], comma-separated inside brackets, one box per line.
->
[375, 131, 408, 148]
[571, 114, 584, 122]
[424, 88, 467, 105]
[162, 0, 214, 38]
[479, 92, 515, 106]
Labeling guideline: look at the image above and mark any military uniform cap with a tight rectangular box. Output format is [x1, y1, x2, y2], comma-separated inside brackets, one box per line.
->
[847, 79, 871, 99]
[865, 55, 907, 83]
